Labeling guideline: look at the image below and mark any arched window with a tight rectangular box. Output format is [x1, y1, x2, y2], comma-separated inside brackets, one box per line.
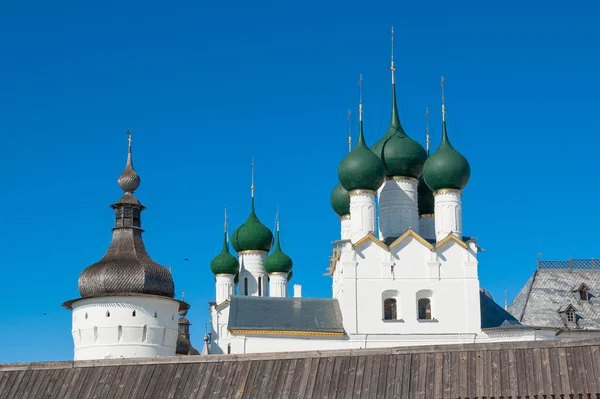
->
[258, 277, 262, 296]
[85, 312, 88, 320]
[244, 277, 248, 296]
[106, 310, 111, 318]
[418, 298, 432, 320]
[132, 310, 136, 317]
[227, 343, 231, 354]
[384, 298, 397, 320]
[153, 311, 157, 318]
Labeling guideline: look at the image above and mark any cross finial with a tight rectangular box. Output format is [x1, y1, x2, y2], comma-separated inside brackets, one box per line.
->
[359, 74, 363, 122]
[251, 158, 255, 198]
[391, 26, 395, 85]
[276, 205, 280, 233]
[425, 107, 430, 153]
[347, 109, 352, 152]
[441, 76, 446, 122]
[182, 288, 185, 302]
[224, 205, 229, 241]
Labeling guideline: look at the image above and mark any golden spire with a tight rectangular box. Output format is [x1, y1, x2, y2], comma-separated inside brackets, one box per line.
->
[441, 76, 446, 122]
[391, 26, 395, 85]
[359, 74, 363, 122]
[347, 109, 352, 152]
[425, 107, 430, 153]
[251, 158, 255, 198]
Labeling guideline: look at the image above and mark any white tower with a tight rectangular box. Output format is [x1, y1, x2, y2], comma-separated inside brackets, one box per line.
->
[210, 207, 238, 304]
[231, 159, 274, 296]
[62, 131, 186, 361]
[374, 28, 428, 241]
[266, 210, 293, 297]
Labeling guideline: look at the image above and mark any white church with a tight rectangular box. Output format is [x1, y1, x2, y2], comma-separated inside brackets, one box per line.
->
[61, 33, 588, 361]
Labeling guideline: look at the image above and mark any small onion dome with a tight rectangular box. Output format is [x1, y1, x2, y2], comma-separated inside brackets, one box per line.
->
[231, 198, 274, 252]
[330, 182, 350, 217]
[418, 177, 434, 215]
[210, 233, 239, 275]
[380, 85, 427, 178]
[423, 121, 471, 191]
[265, 230, 293, 274]
[338, 119, 385, 192]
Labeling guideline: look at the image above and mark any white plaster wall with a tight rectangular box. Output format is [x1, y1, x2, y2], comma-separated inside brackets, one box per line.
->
[238, 252, 268, 297]
[71, 296, 180, 360]
[341, 216, 351, 240]
[349, 191, 376, 243]
[269, 273, 288, 297]
[378, 178, 419, 240]
[434, 190, 462, 241]
[215, 274, 235, 304]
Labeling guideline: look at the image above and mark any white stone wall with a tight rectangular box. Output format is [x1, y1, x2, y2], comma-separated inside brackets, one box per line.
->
[340, 216, 351, 240]
[434, 189, 463, 241]
[349, 191, 376, 243]
[238, 251, 268, 297]
[215, 274, 236, 304]
[269, 273, 288, 297]
[71, 296, 180, 360]
[378, 178, 419, 240]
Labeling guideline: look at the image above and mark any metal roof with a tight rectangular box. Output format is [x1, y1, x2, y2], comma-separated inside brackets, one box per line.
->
[1, 338, 599, 398]
[479, 289, 524, 330]
[509, 263, 600, 330]
[228, 296, 344, 334]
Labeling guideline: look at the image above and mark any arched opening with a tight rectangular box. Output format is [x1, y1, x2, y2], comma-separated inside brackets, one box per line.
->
[85, 312, 88, 320]
[227, 343, 231, 354]
[132, 310, 136, 317]
[258, 277, 262, 296]
[118, 325, 123, 342]
[244, 277, 248, 296]
[142, 325, 148, 342]
[383, 298, 397, 320]
[153, 311, 157, 318]
[418, 298, 432, 320]
[106, 310, 111, 318]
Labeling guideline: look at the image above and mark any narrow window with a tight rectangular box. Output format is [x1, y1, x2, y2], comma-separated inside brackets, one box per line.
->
[227, 343, 231, 354]
[142, 325, 147, 342]
[106, 310, 111, 318]
[244, 277, 248, 296]
[567, 311, 575, 322]
[153, 311, 157, 318]
[118, 325, 123, 342]
[580, 289, 589, 301]
[124, 207, 132, 217]
[132, 310, 136, 317]
[94, 326, 98, 342]
[418, 298, 432, 320]
[384, 298, 397, 320]
[258, 277, 262, 296]
[85, 312, 88, 320]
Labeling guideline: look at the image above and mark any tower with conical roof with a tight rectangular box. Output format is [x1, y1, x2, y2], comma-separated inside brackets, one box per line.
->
[62, 132, 188, 361]
[330, 111, 353, 240]
[265, 210, 293, 297]
[373, 28, 427, 241]
[231, 159, 273, 296]
[210, 207, 239, 304]
[423, 77, 471, 242]
[337, 75, 385, 243]
[418, 108, 435, 240]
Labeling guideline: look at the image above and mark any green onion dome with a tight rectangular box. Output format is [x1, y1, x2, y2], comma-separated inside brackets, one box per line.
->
[338, 120, 385, 192]
[423, 121, 471, 192]
[381, 87, 427, 178]
[264, 230, 293, 274]
[210, 233, 239, 275]
[330, 182, 350, 217]
[231, 198, 274, 252]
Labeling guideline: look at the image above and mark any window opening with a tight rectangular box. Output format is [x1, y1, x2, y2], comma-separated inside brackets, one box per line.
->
[244, 278, 248, 296]
[383, 298, 397, 320]
[418, 298, 432, 320]
[132, 310, 136, 317]
[227, 343, 231, 354]
[580, 289, 589, 301]
[106, 310, 111, 318]
[567, 311, 575, 322]
[258, 277, 262, 296]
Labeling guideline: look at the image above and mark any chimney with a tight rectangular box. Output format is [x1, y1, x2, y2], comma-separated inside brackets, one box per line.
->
[293, 284, 302, 298]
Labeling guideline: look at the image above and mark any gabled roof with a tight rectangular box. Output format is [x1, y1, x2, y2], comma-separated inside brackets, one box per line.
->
[509, 263, 600, 329]
[479, 288, 525, 330]
[388, 229, 434, 251]
[228, 296, 345, 337]
[352, 233, 388, 251]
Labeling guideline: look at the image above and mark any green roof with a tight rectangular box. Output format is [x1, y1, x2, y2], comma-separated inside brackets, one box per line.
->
[265, 230, 293, 274]
[210, 233, 239, 275]
[338, 119, 385, 192]
[231, 198, 274, 252]
[423, 121, 470, 191]
[330, 182, 350, 217]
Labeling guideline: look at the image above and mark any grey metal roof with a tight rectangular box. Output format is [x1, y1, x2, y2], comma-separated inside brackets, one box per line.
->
[228, 296, 344, 334]
[479, 288, 524, 330]
[509, 261, 600, 330]
[2, 338, 600, 398]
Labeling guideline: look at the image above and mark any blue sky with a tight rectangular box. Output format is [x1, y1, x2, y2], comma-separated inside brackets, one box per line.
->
[0, 0, 599, 363]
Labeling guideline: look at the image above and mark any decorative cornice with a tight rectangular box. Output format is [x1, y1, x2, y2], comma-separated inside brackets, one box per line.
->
[388, 176, 419, 183]
[353, 233, 389, 251]
[419, 214, 434, 219]
[348, 189, 376, 197]
[215, 274, 236, 278]
[268, 272, 289, 276]
[435, 233, 468, 249]
[229, 329, 345, 337]
[340, 214, 351, 221]
[433, 188, 462, 196]
[389, 229, 434, 251]
[238, 250, 268, 255]
[215, 300, 231, 310]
